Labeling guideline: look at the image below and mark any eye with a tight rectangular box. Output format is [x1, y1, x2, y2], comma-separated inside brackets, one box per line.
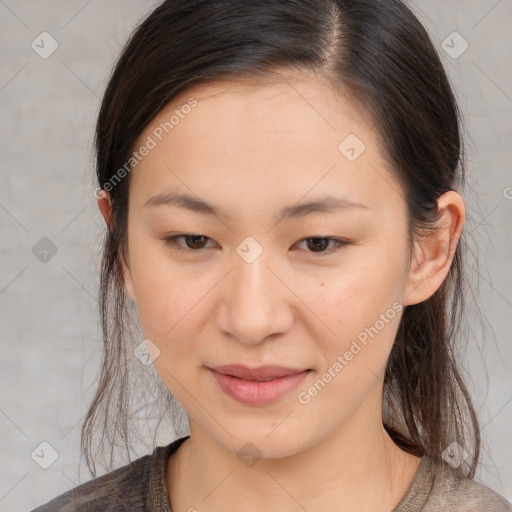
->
[163, 234, 350, 255]
[293, 237, 351, 255]
[163, 234, 217, 252]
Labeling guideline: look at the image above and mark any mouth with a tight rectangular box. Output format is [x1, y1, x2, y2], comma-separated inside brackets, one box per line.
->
[207, 365, 312, 405]
[209, 364, 310, 380]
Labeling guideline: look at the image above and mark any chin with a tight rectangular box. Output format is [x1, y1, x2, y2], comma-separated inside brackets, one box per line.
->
[210, 419, 318, 462]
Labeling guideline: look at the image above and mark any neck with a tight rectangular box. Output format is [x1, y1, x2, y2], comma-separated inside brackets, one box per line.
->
[168, 410, 420, 512]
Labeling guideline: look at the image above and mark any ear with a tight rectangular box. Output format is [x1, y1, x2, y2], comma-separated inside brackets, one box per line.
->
[404, 190, 465, 306]
[97, 190, 136, 301]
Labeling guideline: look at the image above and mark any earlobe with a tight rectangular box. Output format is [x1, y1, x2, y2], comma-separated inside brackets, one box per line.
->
[404, 191, 465, 306]
[97, 189, 114, 231]
[121, 254, 136, 301]
[97, 189, 136, 301]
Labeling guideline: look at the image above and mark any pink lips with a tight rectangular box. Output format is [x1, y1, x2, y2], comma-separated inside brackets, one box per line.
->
[208, 365, 311, 405]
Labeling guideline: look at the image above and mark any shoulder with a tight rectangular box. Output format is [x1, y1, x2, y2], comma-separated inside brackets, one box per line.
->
[423, 458, 512, 511]
[30, 435, 189, 512]
[30, 449, 157, 512]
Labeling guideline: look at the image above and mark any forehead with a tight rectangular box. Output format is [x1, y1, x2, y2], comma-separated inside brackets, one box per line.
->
[128, 72, 402, 213]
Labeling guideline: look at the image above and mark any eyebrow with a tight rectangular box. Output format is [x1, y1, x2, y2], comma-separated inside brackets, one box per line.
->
[143, 191, 369, 222]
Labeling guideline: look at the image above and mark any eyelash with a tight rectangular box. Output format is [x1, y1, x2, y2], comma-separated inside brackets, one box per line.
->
[163, 234, 351, 256]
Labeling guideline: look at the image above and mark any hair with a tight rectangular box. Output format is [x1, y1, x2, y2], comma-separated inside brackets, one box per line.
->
[82, 0, 481, 479]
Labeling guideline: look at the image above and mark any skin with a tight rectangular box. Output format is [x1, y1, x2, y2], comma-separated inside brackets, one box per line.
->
[98, 70, 466, 512]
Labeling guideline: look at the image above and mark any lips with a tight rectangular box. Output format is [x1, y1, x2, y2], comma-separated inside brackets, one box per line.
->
[209, 364, 309, 381]
[207, 365, 312, 405]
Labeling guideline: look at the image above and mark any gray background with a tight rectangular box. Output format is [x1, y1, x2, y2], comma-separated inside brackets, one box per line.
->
[1, 1, 511, 510]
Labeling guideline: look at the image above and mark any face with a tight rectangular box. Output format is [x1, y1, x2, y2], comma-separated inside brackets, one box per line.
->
[118, 72, 416, 459]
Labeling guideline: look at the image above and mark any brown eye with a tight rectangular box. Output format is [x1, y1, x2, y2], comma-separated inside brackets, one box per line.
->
[181, 235, 209, 249]
[294, 237, 351, 255]
[306, 238, 330, 252]
[163, 234, 215, 252]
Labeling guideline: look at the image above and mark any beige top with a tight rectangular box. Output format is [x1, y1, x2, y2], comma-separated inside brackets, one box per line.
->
[32, 435, 512, 511]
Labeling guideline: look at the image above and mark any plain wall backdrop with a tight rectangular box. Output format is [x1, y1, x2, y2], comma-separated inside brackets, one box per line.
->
[1, 0, 511, 510]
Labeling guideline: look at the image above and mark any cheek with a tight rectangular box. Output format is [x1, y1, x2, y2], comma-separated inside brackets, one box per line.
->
[295, 264, 405, 412]
[302, 246, 407, 358]
[127, 238, 208, 348]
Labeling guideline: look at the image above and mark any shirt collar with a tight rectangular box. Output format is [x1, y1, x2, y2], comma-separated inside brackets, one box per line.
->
[146, 435, 191, 511]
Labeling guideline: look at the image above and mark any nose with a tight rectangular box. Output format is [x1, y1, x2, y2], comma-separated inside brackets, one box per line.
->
[216, 251, 294, 345]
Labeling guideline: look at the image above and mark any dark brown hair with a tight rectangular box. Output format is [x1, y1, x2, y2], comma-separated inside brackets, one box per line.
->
[82, 0, 480, 478]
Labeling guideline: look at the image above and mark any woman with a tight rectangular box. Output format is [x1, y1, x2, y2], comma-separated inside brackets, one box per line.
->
[32, 0, 512, 510]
